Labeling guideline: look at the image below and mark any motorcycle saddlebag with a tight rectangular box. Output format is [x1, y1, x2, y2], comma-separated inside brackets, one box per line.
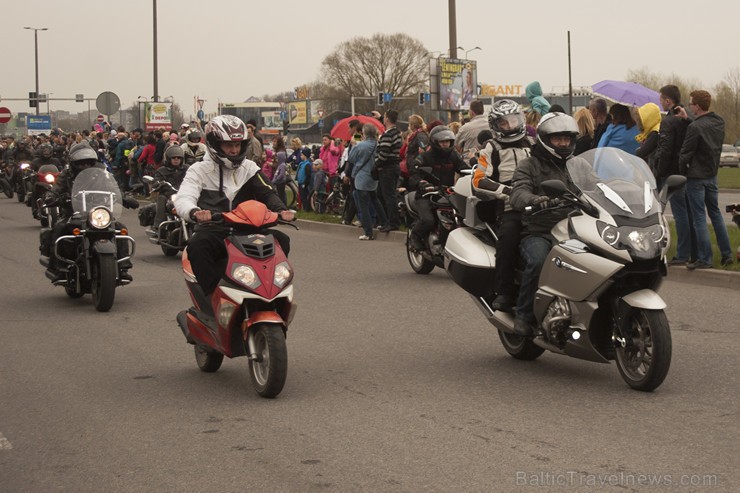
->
[444, 227, 496, 298]
[138, 202, 156, 226]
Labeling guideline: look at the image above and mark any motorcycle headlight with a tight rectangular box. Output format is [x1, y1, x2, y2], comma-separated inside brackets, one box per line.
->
[597, 221, 664, 259]
[231, 264, 261, 290]
[20, 163, 31, 170]
[44, 173, 56, 184]
[89, 207, 112, 229]
[273, 261, 293, 288]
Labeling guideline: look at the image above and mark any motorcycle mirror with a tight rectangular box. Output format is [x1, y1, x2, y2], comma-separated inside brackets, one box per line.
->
[419, 167, 441, 184]
[660, 174, 687, 210]
[541, 180, 568, 197]
[142, 175, 154, 184]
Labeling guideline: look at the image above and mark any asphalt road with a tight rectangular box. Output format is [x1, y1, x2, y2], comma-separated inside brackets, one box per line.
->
[0, 199, 737, 492]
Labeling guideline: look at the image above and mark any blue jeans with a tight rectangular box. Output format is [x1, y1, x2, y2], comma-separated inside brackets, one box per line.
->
[685, 176, 733, 263]
[669, 188, 698, 261]
[516, 235, 553, 323]
[355, 189, 387, 237]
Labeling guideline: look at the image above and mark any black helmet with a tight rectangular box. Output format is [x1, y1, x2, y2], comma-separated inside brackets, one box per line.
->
[429, 125, 456, 156]
[68, 142, 98, 176]
[39, 143, 53, 159]
[536, 112, 579, 160]
[164, 145, 185, 167]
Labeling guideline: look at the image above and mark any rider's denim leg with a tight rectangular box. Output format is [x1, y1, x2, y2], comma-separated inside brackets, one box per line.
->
[516, 235, 552, 323]
[703, 176, 732, 259]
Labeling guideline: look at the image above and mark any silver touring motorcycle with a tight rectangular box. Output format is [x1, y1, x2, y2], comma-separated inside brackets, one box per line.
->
[444, 148, 686, 391]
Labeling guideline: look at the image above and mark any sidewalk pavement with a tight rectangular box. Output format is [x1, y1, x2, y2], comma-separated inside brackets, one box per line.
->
[295, 219, 740, 290]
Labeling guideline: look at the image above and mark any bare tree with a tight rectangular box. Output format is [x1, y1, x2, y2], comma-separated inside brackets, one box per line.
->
[321, 33, 429, 102]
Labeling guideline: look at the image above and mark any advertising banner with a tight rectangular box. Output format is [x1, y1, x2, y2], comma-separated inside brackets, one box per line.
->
[288, 101, 307, 125]
[145, 102, 172, 131]
[26, 115, 52, 136]
[480, 84, 524, 97]
[439, 59, 477, 111]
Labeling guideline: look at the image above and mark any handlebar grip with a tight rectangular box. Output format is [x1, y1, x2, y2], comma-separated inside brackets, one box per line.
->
[211, 212, 223, 222]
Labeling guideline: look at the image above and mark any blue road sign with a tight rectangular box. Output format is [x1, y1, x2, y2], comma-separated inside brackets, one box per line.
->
[26, 115, 52, 135]
[318, 119, 324, 128]
[383, 93, 393, 103]
[424, 93, 431, 103]
[197, 110, 205, 120]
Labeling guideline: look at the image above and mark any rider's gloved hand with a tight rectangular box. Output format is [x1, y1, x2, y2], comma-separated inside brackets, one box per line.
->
[122, 196, 139, 209]
[531, 195, 550, 205]
[418, 180, 435, 193]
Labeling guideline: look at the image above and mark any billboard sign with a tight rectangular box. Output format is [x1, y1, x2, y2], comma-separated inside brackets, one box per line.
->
[288, 101, 308, 125]
[26, 115, 52, 135]
[145, 102, 172, 131]
[439, 59, 477, 111]
[480, 84, 524, 97]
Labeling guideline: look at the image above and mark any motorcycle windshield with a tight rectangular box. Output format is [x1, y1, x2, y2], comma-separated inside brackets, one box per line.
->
[568, 148, 659, 220]
[71, 168, 123, 218]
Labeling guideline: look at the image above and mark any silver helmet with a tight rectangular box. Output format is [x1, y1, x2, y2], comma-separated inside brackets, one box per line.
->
[536, 112, 579, 160]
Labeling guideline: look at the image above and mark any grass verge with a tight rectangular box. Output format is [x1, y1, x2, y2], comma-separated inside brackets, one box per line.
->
[718, 167, 740, 189]
[666, 220, 740, 271]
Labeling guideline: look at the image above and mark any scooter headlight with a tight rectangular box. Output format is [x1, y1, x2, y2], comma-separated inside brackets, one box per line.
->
[231, 264, 261, 290]
[89, 207, 112, 229]
[273, 261, 293, 288]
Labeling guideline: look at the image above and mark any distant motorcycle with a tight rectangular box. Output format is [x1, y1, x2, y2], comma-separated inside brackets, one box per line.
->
[141, 175, 192, 256]
[15, 162, 34, 203]
[404, 167, 466, 274]
[0, 162, 13, 199]
[33, 164, 62, 227]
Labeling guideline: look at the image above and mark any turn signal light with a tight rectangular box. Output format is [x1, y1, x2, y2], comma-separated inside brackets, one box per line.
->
[120, 228, 128, 235]
[72, 228, 81, 235]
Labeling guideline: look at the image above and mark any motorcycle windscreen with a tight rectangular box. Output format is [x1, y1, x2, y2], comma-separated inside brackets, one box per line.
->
[71, 167, 123, 218]
[569, 148, 659, 220]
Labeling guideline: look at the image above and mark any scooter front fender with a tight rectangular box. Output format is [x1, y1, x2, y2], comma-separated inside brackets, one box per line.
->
[621, 289, 667, 310]
[241, 311, 286, 339]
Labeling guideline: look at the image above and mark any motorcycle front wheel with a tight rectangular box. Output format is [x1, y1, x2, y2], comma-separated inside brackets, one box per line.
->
[91, 254, 117, 312]
[195, 344, 224, 372]
[497, 330, 545, 360]
[615, 309, 671, 392]
[248, 324, 288, 398]
[406, 230, 435, 274]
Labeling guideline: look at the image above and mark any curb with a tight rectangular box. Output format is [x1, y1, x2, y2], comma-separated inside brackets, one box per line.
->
[296, 219, 739, 289]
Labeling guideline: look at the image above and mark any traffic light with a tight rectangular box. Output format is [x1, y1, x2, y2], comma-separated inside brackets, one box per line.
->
[29, 92, 37, 108]
[418, 92, 425, 106]
[282, 120, 290, 133]
[377, 92, 384, 106]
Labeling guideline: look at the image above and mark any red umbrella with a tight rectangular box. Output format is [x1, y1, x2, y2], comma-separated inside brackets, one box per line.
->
[330, 115, 385, 142]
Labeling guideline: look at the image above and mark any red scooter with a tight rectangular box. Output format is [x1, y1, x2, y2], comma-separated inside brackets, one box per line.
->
[176, 200, 298, 398]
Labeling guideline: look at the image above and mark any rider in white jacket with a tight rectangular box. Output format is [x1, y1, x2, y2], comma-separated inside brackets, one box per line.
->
[175, 115, 294, 295]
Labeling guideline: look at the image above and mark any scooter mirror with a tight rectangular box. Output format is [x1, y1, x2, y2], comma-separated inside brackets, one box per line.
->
[541, 179, 568, 197]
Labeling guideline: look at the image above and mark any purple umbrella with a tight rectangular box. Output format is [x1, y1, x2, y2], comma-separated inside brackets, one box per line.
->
[591, 80, 661, 108]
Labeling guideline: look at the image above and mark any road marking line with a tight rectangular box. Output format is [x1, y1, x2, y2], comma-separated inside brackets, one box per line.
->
[0, 432, 12, 450]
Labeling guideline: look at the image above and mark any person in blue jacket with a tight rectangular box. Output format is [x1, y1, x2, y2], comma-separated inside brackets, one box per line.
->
[597, 103, 640, 155]
[525, 81, 551, 117]
[295, 147, 313, 211]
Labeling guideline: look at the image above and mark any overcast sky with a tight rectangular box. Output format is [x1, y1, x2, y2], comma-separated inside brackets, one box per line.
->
[2, 0, 738, 119]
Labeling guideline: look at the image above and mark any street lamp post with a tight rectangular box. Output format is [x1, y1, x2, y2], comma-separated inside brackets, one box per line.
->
[24, 26, 48, 116]
[465, 46, 482, 59]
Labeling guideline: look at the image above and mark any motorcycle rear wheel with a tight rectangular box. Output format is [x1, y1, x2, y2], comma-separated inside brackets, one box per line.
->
[497, 330, 545, 360]
[195, 344, 224, 372]
[91, 254, 117, 312]
[406, 230, 435, 274]
[615, 309, 671, 392]
[16, 189, 25, 203]
[248, 324, 288, 398]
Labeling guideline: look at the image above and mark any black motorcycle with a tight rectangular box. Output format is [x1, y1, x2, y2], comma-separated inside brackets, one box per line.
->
[14, 162, 34, 203]
[33, 164, 62, 226]
[403, 168, 466, 274]
[141, 176, 192, 256]
[39, 167, 136, 312]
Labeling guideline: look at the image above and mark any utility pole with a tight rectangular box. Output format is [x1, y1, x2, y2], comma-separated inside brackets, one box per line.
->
[153, 0, 159, 102]
[24, 27, 48, 116]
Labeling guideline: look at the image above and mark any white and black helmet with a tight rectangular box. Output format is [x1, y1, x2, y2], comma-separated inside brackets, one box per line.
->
[488, 99, 526, 143]
[536, 112, 579, 160]
[204, 115, 250, 169]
